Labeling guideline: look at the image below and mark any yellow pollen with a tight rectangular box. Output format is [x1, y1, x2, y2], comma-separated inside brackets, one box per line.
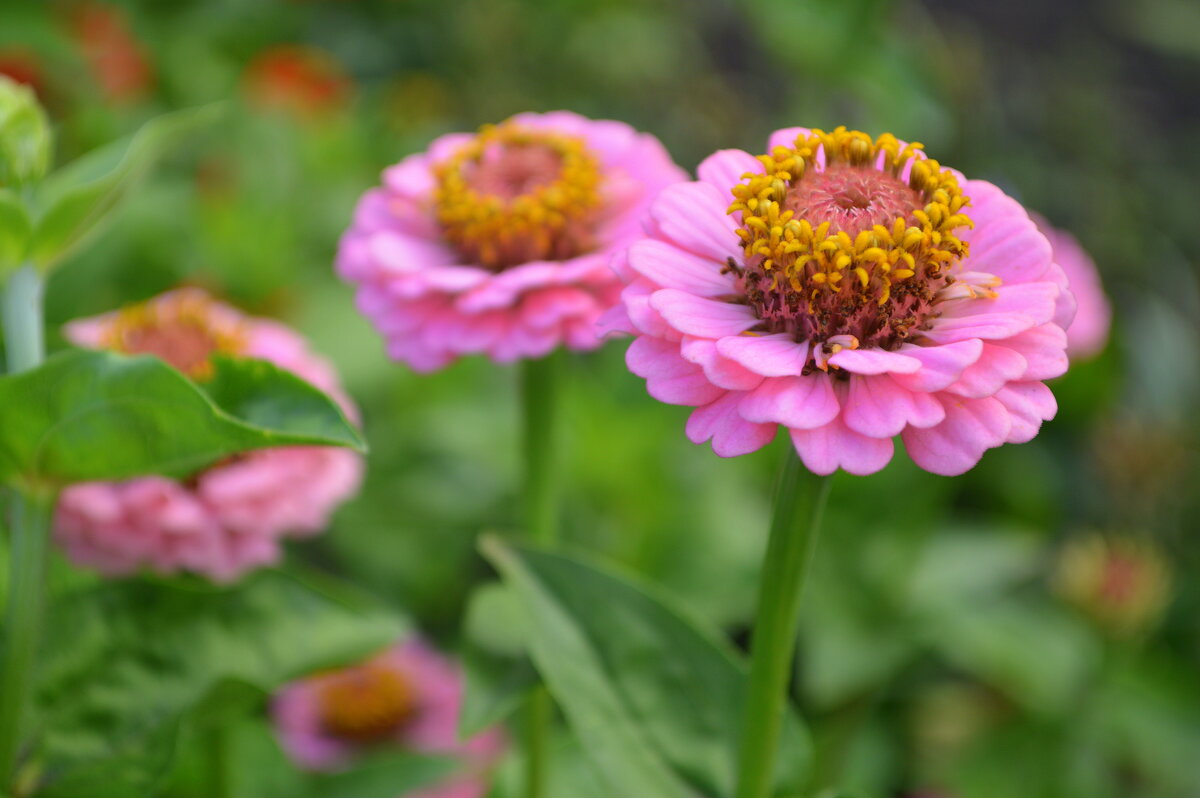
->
[433, 122, 603, 270]
[104, 291, 245, 380]
[728, 126, 975, 313]
[317, 662, 418, 743]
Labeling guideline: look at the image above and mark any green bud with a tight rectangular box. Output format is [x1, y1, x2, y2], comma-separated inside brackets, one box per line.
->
[0, 76, 52, 188]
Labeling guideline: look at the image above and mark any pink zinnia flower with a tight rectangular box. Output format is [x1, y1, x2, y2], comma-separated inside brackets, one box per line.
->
[605, 127, 1075, 476]
[336, 111, 686, 371]
[54, 288, 363, 582]
[271, 639, 506, 798]
[1032, 215, 1111, 360]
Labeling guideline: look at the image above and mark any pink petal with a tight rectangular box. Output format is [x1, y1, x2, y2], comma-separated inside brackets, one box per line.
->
[686, 392, 777, 457]
[826, 347, 922, 375]
[942, 343, 1028, 399]
[994, 381, 1057, 443]
[844, 375, 945, 438]
[1003, 325, 1069, 381]
[626, 239, 735, 297]
[716, 333, 809, 377]
[650, 289, 759, 338]
[738, 374, 839, 430]
[892, 340, 984, 393]
[646, 182, 740, 263]
[789, 416, 896, 476]
[696, 149, 763, 194]
[680, 336, 764, 391]
[901, 395, 1012, 476]
[767, 127, 811, 151]
[626, 337, 725, 406]
[961, 206, 1052, 285]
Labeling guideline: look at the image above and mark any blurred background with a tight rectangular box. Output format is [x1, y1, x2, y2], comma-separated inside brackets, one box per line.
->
[2, 0, 1198, 795]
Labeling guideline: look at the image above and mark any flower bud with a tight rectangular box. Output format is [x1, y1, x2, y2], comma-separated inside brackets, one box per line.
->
[0, 75, 51, 187]
[1054, 534, 1172, 637]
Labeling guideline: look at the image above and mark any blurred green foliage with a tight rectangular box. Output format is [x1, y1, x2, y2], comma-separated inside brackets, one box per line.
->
[1, 0, 1198, 796]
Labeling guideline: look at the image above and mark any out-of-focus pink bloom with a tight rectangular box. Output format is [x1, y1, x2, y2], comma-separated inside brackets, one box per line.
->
[66, 2, 153, 105]
[337, 111, 687, 371]
[272, 639, 506, 798]
[54, 288, 363, 582]
[1031, 216, 1110, 360]
[606, 126, 1074, 475]
[243, 44, 353, 120]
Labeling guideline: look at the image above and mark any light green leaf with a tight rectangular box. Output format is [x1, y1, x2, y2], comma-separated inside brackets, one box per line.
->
[461, 583, 538, 738]
[30, 104, 223, 270]
[0, 188, 31, 274]
[0, 349, 364, 488]
[31, 571, 404, 797]
[481, 536, 811, 798]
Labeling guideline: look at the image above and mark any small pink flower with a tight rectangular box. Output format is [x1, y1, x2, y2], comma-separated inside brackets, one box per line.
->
[54, 288, 363, 582]
[1031, 215, 1111, 360]
[336, 111, 687, 371]
[606, 127, 1074, 476]
[271, 638, 506, 797]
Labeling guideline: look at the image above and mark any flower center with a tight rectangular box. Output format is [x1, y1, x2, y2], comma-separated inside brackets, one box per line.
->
[317, 662, 417, 743]
[434, 123, 603, 270]
[727, 127, 978, 365]
[104, 290, 244, 379]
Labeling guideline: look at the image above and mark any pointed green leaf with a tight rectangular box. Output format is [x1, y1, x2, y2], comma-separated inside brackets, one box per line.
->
[30, 104, 223, 270]
[481, 537, 812, 798]
[0, 349, 364, 489]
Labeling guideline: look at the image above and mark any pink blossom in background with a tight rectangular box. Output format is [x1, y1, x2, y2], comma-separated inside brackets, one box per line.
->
[272, 639, 506, 797]
[1032, 215, 1111, 360]
[606, 126, 1075, 476]
[337, 111, 687, 371]
[54, 288, 363, 582]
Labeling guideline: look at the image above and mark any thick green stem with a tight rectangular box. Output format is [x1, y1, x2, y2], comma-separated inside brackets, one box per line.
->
[518, 352, 560, 798]
[0, 262, 49, 789]
[205, 725, 231, 798]
[734, 452, 833, 798]
[520, 353, 558, 543]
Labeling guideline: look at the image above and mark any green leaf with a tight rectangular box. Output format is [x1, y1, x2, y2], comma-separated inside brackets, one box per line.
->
[0, 188, 30, 274]
[30, 104, 223, 270]
[461, 583, 538, 738]
[481, 536, 811, 798]
[31, 570, 404, 797]
[0, 349, 364, 488]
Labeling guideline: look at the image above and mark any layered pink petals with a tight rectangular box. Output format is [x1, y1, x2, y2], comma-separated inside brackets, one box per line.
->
[272, 639, 506, 795]
[1035, 218, 1111, 360]
[54, 296, 364, 581]
[337, 111, 686, 371]
[611, 133, 1073, 475]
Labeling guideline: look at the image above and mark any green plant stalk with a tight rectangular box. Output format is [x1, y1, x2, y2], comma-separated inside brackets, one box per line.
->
[205, 724, 231, 798]
[0, 264, 49, 788]
[734, 452, 833, 798]
[518, 352, 560, 798]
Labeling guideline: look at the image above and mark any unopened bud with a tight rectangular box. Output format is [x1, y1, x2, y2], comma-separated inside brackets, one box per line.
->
[0, 75, 52, 187]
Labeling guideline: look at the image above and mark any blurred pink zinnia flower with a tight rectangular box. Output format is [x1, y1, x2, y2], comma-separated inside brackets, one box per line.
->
[1032, 216, 1111, 360]
[336, 111, 686, 371]
[54, 288, 363, 582]
[272, 639, 506, 798]
[605, 127, 1075, 475]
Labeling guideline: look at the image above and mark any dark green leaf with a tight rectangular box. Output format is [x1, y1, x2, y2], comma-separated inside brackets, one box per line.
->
[461, 583, 538, 738]
[0, 349, 364, 488]
[30, 104, 223, 270]
[481, 536, 811, 798]
[32, 570, 404, 796]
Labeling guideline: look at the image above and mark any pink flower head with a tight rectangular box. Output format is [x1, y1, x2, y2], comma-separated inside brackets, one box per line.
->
[271, 638, 506, 798]
[606, 127, 1075, 476]
[54, 288, 364, 582]
[1031, 215, 1111, 360]
[336, 111, 687, 371]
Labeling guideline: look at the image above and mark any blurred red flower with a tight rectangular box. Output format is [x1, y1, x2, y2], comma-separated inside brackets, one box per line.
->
[242, 44, 352, 119]
[67, 1, 154, 104]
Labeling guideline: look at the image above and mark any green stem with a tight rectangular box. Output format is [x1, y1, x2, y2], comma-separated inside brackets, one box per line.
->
[518, 352, 560, 798]
[734, 451, 833, 798]
[0, 263, 49, 789]
[520, 353, 558, 543]
[205, 725, 231, 798]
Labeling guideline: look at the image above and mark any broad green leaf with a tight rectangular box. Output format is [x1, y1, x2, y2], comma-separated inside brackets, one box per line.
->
[0, 349, 364, 488]
[0, 188, 30, 273]
[481, 537, 812, 798]
[30, 104, 223, 270]
[31, 570, 404, 797]
[461, 583, 538, 738]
